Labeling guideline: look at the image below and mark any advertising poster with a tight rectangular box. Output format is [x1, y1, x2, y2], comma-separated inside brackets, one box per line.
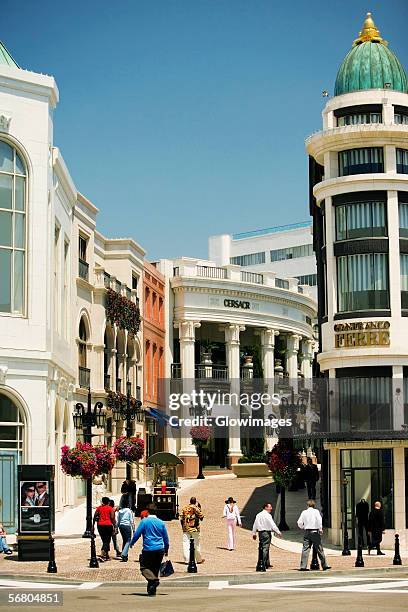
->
[19, 481, 51, 533]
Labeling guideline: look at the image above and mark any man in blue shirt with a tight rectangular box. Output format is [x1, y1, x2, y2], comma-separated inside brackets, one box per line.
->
[130, 503, 170, 596]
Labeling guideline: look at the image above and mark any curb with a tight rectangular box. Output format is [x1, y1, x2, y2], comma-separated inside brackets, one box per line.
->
[1, 565, 407, 588]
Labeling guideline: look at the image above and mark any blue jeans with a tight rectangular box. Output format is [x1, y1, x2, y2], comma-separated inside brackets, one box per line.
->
[119, 525, 132, 558]
[0, 536, 11, 553]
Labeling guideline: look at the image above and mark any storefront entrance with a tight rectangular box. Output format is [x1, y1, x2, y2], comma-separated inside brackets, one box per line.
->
[0, 393, 25, 533]
[341, 449, 393, 548]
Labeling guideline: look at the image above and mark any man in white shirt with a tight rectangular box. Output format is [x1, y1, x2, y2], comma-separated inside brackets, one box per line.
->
[297, 500, 330, 571]
[252, 502, 282, 570]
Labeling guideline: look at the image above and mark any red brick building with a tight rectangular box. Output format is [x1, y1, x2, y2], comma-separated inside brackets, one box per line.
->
[143, 261, 165, 457]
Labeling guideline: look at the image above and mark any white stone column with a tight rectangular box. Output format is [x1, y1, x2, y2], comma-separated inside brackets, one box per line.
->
[225, 323, 245, 463]
[258, 328, 279, 451]
[300, 338, 314, 380]
[178, 320, 201, 460]
[286, 334, 301, 393]
[392, 366, 404, 431]
[93, 344, 105, 391]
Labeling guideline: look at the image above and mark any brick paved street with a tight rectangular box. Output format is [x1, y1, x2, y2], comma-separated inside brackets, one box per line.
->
[0, 476, 406, 581]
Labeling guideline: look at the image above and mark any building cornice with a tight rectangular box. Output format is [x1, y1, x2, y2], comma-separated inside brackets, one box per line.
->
[172, 283, 316, 318]
[306, 124, 408, 164]
[313, 174, 408, 204]
[0, 65, 59, 108]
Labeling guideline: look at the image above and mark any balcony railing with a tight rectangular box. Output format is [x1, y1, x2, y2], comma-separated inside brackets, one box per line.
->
[195, 364, 229, 380]
[275, 278, 289, 290]
[241, 271, 264, 284]
[104, 374, 111, 391]
[78, 259, 89, 281]
[116, 378, 122, 393]
[197, 266, 227, 279]
[78, 366, 90, 389]
[103, 271, 111, 288]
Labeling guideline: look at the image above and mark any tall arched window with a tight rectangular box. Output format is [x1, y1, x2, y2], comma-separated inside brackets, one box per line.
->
[0, 140, 26, 314]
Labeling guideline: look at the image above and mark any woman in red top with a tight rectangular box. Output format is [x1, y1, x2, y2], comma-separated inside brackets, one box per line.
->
[93, 496, 116, 560]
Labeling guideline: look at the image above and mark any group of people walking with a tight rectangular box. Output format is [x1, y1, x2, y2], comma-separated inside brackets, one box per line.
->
[93, 483, 388, 597]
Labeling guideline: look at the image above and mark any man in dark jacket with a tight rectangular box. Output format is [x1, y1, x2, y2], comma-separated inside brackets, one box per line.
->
[368, 501, 385, 555]
[303, 458, 319, 500]
[121, 478, 137, 512]
[355, 498, 370, 548]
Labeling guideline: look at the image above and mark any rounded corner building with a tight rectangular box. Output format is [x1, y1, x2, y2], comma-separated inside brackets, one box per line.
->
[307, 12, 408, 548]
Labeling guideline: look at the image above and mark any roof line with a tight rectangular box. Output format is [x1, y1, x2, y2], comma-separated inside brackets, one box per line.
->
[232, 221, 311, 240]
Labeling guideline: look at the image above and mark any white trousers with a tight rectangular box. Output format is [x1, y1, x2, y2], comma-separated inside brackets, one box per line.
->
[226, 518, 236, 550]
[183, 531, 202, 563]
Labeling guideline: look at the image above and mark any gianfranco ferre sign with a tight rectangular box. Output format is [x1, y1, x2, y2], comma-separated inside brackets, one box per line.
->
[334, 321, 390, 348]
[224, 299, 250, 309]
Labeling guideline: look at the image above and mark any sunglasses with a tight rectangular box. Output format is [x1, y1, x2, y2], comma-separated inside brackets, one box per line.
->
[26, 489, 35, 493]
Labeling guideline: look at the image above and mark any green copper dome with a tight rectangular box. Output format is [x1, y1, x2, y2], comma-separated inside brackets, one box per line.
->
[0, 41, 19, 68]
[334, 13, 408, 96]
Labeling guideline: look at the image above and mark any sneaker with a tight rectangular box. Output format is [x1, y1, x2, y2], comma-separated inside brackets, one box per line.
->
[4, 550, 13, 556]
[323, 566, 331, 570]
[197, 559, 205, 563]
[377, 551, 385, 556]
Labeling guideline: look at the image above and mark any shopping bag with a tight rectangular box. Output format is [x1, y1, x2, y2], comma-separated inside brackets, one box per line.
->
[159, 559, 174, 577]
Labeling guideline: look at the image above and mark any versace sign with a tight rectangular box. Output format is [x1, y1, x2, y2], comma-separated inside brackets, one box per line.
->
[334, 320, 390, 348]
[224, 299, 250, 310]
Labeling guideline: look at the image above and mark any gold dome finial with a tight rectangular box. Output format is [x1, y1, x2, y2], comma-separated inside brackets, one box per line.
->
[353, 12, 387, 46]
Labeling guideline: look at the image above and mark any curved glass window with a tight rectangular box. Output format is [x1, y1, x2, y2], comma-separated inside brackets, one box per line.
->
[336, 201, 386, 240]
[400, 254, 408, 309]
[399, 201, 408, 237]
[0, 141, 26, 314]
[396, 149, 408, 174]
[338, 112, 382, 126]
[337, 253, 389, 312]
[339, 148, 384, 176]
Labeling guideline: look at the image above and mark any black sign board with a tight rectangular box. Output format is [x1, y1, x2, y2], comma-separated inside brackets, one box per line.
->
[17, 465, 55, 561]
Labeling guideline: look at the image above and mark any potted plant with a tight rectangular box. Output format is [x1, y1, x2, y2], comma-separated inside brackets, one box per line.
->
[200, 339, 217, 364]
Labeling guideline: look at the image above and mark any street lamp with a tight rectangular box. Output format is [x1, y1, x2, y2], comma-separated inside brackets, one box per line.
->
[111, 381, 144, 480]
[73, 390, 105, 539]
[342, 476, 351, 556]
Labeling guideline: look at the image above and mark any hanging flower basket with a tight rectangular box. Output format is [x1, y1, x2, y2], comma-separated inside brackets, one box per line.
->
[94, 444, 116, 475]
[190, 425, 212, 447]
[61, 442, 98, 480]
[107, 390, 140, 411]
[61, 442, 115, 480]
[113, 435, 145, 463]
[106, 288, 140, 334]
[267, 440, 302, 488]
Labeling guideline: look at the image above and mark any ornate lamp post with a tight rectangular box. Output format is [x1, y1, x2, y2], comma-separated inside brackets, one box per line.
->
[111, 382, 144, 480]
[73, 390, 106, 539]
[342, 476, 351, 556]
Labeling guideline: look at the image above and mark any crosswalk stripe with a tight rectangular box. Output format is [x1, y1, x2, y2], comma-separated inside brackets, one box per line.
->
[0, 580, 101, 590]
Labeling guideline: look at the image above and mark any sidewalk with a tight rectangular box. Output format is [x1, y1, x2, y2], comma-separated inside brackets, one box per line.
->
[272, 482, 408, 557]
[1, 475, 406, 581]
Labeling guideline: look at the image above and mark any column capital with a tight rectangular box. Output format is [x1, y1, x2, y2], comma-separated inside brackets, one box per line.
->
[256, 327, 280, 348]
[223, 323, 245, 345]
[177, 319, 201, 342]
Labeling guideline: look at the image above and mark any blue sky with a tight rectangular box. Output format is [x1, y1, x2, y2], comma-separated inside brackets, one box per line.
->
[3, 1, 408, 260]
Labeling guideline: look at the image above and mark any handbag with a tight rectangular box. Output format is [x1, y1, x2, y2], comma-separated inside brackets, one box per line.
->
[159, 559, 174, 578]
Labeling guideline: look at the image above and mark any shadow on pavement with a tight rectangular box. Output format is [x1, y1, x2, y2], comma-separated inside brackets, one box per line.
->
[240, 482, 277, 530]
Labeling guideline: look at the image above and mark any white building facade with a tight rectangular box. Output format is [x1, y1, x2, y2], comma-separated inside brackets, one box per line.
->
[307, 14, 408, 548]
[158, 257, 316, 477]
[209, 222, 317, 299]
[0, 43, 145, 532]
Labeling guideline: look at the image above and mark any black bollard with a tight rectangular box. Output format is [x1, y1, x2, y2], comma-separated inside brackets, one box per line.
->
[89, 532, 99, 568]
[393, 534, 402, 566]
[187, 537, 197, 573]
[47, 537, 57, 574]
[355, 543, 364, 567]
[310, 545, 320, 570]
[256, 540, 266, 572]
